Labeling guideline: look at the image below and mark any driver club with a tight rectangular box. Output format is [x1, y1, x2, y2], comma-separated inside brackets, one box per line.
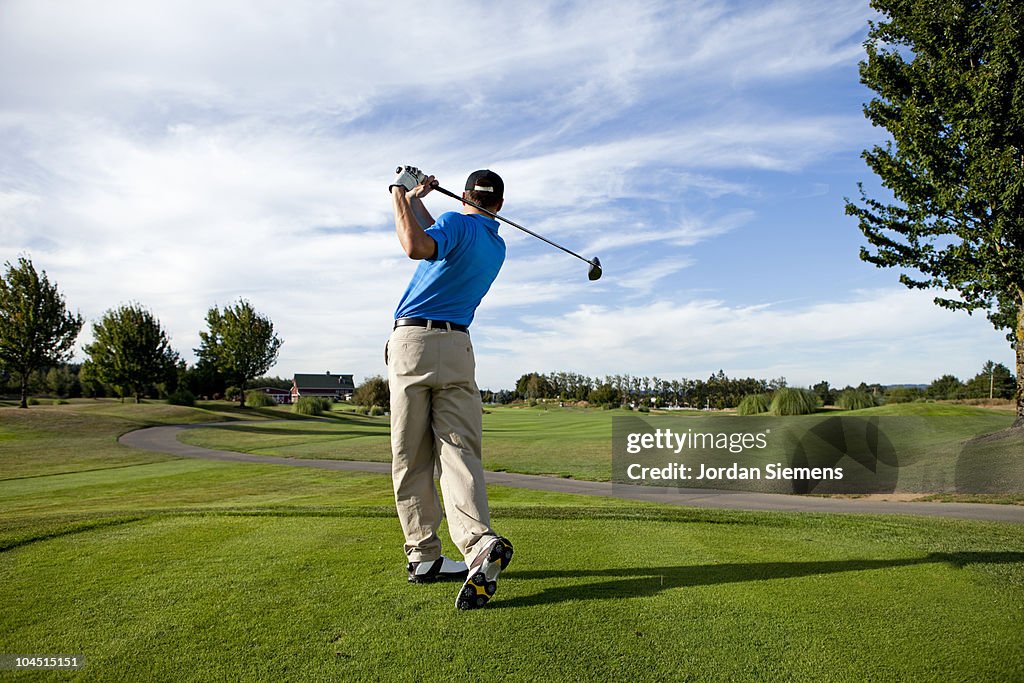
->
[396, 167, 602, 281]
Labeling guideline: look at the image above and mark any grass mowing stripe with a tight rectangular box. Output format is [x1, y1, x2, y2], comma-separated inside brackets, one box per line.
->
[0, 460, 182, 483]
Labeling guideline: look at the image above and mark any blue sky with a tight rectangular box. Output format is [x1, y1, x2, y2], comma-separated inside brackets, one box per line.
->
[0, 0, 1013, 390]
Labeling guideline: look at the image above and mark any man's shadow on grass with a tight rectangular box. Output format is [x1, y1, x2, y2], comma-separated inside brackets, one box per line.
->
[492, 552, 1024, 609]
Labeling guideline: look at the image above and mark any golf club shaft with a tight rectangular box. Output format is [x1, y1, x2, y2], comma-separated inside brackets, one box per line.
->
[430, 184, 593, 266]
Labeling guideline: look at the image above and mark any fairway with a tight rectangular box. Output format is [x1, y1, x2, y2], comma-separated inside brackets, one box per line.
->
[2, 402, 1023, 681]
[177, 402, 1021, 493]
[180, 404, 619, 480]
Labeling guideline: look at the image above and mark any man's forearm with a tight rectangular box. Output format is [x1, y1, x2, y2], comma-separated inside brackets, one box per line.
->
[393, 189, 437, 260]
[408, 194, 434, 229]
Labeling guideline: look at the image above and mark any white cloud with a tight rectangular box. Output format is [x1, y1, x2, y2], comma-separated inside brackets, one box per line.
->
[473, 288, 1013, 389]
[2, 0, 1005, 393]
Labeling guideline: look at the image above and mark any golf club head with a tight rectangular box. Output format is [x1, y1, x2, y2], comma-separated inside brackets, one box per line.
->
[588, 257, 602, 281]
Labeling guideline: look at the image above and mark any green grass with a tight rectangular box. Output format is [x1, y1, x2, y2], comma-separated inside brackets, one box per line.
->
[180, 404, 620, 480]
[178, 402, 1020, 496]
[1, 402, 1023, 680]
[0, 400, 297, 479]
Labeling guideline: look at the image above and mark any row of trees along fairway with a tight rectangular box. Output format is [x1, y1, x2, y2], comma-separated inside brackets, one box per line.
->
[0, 257, 282, 407]
[846, 0, 1024, 425]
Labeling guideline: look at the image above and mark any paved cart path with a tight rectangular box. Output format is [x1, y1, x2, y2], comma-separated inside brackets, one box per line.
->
[119, 423, 1024, 524]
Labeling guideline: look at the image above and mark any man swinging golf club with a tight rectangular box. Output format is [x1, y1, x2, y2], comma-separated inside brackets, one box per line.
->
[387, 166, 514, 610]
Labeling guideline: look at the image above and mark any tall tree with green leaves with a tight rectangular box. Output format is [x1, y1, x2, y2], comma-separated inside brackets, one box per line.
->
[195, 300, 283, 408]
[84, 304, 180, 403]
[0, 257, 84, 408]
[845, 0, 1024, 425]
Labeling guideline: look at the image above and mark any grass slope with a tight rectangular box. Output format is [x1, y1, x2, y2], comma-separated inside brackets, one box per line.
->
[1, 403, 1022, 681]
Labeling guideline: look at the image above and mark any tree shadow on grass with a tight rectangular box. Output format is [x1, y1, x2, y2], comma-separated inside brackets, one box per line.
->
[493, 552, 1024, 609]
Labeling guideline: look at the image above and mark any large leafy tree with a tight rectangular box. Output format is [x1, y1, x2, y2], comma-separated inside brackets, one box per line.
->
[845, 0, 1024, 425]
[0, 257, 84, 408]
[84, 304, 180, 403]
[195, 300, 283, 408]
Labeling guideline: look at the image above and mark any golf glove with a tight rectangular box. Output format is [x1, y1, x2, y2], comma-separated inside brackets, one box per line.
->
[390, 165, 426, 193]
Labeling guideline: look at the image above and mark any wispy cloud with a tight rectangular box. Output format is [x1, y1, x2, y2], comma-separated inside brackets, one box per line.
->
[1, 1, 1005, 390]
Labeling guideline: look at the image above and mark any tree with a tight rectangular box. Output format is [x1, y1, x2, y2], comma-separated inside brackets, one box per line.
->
[45, 365, 76, 397]
[589, 383, 620, 406]
[77, 360, 107, 398]
[195, 300, 283, 408]
[354, 375, 390, 409]
[0, 257, 84, 408]
[965, 360, 1016, 399]
[515, 372, 553, 400]
[845, 1, 1024, 424]
[84, 304, 179, 403]
[885, 385, 925, 403]
[812, 380, 836, 406]
[927, 374, 965, 400]
[180, 358, 228, 399]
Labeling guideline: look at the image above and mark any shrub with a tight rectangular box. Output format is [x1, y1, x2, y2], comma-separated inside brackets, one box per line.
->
[293, 396, 324, 416]
[244, 390, 276, 408]
[769, 388, 818, 416]
[368, 405, 385, 416]
[353, 405, 369, 415]
[28, 398, 40, 406]
[836, 390, 875, 411]
[354, 376, 389, 409]
[736, 393, 771, 416]
[885, 386, 924, 404]
[52, 399, 69, 406]
[167, 388, 196, 407]
[225, 385, 241, 401]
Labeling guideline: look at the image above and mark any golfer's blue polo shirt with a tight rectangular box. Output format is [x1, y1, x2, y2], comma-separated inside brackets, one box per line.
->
[394, 211, 506, 328]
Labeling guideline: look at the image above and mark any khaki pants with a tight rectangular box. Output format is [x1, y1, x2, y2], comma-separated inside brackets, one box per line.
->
[386, 325, 495, 563]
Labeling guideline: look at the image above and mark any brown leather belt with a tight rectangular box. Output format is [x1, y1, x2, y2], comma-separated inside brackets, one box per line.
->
[394, 317, 469, 334]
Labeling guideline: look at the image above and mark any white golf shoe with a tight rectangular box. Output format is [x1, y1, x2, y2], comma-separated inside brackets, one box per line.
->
[407, 556, 469, 584]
